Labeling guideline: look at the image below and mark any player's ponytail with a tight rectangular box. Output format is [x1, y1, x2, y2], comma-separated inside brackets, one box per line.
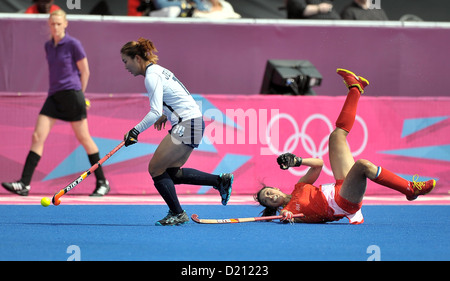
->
[120, 37, 158, 64]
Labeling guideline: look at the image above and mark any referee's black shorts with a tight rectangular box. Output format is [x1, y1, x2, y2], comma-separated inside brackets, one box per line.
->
[39, 89, 87, 122]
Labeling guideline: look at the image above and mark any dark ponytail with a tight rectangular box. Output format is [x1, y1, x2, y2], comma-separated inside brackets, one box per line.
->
[254, 185, 289, 217]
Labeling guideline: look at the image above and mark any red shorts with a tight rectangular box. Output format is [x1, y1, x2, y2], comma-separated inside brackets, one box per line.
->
[334, 180, 363, 214]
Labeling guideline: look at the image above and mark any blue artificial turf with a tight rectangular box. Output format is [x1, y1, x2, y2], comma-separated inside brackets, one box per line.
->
[0, 205, 448, 261]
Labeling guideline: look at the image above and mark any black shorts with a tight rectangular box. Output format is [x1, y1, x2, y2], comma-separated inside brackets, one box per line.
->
[39, 90, 87, 122]
[168, 117, 205, 149]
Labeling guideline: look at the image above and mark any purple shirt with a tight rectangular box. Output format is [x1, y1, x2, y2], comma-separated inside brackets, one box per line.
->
[45, 33, 86, 95]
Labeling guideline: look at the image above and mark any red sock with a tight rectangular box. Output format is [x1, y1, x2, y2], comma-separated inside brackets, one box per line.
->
[335, 87, 361, 133]
[371, 167, 413, 196]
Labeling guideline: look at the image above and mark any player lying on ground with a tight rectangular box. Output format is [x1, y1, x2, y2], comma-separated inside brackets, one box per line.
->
[120, 37, 233, 226]
[254, 68, 436, 224]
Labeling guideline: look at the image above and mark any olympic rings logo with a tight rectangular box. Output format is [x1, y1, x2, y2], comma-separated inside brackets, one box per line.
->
[265, 113, 368, 176]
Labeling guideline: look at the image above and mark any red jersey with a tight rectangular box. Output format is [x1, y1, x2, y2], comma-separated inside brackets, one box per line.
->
[282, 182, 345, 223]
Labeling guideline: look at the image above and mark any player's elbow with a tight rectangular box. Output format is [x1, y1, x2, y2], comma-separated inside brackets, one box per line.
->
[309, 158, 324, 168]
[80, 69, 90, 81]
[316, 158, 324, 167]
[149, 108, 162, 119]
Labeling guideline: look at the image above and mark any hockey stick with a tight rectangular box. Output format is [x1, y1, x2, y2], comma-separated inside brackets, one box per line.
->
[191, 213, 304, 224]
[52, 141, 125, 206]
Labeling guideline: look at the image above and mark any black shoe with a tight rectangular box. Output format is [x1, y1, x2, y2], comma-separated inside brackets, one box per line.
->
[155, 210, 189, 226]
[1, 181, 30, 196]
[90, 180, 110, 196]
[215, 173, 233, 205]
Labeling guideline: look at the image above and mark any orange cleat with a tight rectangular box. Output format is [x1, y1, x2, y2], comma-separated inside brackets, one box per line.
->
[336, 68, 369, 94]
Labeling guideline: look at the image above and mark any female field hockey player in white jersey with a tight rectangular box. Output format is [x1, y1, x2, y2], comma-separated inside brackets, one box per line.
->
[120, 38, 233, 226]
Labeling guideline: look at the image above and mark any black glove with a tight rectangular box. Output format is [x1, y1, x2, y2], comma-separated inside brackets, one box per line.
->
[277, 153, 302, 170]
[124, 128, 140, 147]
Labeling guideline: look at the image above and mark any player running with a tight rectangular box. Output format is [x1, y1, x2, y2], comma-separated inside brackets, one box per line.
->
[254, 68, 436, 224]
[120, 37, 233, 226]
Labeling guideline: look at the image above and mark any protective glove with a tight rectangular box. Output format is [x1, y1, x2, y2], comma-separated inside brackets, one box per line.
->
[124, 128, 140, 147]
[277, 152, 302, 170]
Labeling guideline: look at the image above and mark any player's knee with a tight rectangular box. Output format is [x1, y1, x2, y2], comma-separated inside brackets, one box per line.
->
[74, 131, 92, 146]
[329, 128, 348, 143]
[166, 167, 182, 184]
[148, 162, 166, 178]
[148, 166, 158, 178]
[354, 159, 375, 176]
[31, 131, 44, 145]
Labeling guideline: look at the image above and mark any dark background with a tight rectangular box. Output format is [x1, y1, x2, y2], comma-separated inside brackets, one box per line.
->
[1, 0, 449, 22]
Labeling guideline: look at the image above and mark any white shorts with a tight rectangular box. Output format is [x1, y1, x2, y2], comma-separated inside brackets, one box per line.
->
[321, 183, 364, 225]
[169, 117, 205, 148]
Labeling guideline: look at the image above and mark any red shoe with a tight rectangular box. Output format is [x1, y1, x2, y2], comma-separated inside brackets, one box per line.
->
[407, 175, 436, 201]
[336, 68, 369, 94]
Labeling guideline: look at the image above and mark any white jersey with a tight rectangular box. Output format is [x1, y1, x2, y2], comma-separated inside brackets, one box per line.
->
[134, 64, 202, 133]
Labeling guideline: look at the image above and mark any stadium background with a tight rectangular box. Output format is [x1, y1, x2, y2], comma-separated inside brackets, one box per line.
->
[0, 0, 449, 263]
[0, 1, 449, 197]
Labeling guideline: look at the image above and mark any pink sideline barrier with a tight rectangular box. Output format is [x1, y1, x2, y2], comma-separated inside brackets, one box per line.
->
[0, 92, 449, 196]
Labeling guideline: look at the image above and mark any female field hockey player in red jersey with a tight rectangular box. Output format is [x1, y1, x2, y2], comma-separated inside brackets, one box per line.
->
[255, 69, 436, 224]
[2, 10, 109, 197]
[120, 38, 233, 226]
